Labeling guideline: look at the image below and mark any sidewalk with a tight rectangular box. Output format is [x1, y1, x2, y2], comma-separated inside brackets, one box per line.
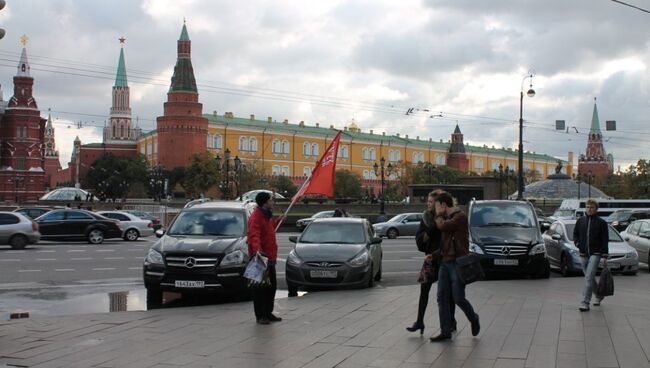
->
[2, 275, 650, 368]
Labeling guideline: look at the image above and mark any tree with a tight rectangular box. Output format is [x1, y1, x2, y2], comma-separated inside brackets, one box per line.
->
[83, 154, 149, 201]
[271, 175, 297, 198]
[183, 152, 220, 198]
[334, 170, 363, 199]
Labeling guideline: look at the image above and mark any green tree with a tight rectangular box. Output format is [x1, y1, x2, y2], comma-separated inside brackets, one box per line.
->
[334, 170, 363, 199]
[183, 152, 220, 198]
[271, 175, 297, 198]
[83, 154, 149, 201]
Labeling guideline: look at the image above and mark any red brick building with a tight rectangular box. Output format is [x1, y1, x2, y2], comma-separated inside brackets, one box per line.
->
[447, 124, 469, 172]
[578, 99, 613, 178]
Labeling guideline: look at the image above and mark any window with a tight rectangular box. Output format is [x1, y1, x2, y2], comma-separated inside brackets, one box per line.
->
[303, 142, 310, 155]
[363, 170, 370, 179]
[389, 150, 400, 162]
[311, 143, 319, 156]
[436, 154, 446, 165]
[41, 211, 65, 221]
[153, 141, 157, 154]
[491, 162, 501, 171]
[239, 137, 249, 151]
[272, 140, 280, 153]
[214, 135, 222, 149]
[147, 143, 152, 157]
[369, 148, 376, 160]
[303, 167, 312, 177]
[66, 211, 93, 220]
[412, 152, 424, 163]
[140, 145, 146, 154]
[249, 137, 257, 152]
[0, 213, 20, 225]
[207, 134, 213, 148]
[474, 159, 484, 170]
[272, 165, 280, 176]
[370, 170, 377, 180]
[282, 140, 289, 154]
[339, 145, 349, 158]
[281, 166, 290, 176]
[362, 148, 369, 160]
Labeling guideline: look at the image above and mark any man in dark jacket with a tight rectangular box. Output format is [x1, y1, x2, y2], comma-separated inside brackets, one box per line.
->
[247, 192, 282, 324]
[430, 192, 480, 342]
[573, 199, 609, 311]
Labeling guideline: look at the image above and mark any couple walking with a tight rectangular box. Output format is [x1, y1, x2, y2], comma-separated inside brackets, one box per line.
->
[407, 190, 480, 341]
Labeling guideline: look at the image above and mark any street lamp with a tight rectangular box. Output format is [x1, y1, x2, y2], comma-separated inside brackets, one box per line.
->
[373, 156, 393, 218]
[234, 155, 242, 199]
[497, 164, 504, 199]
[517, 73, 535, 200]
[575, 173, 582, 199]
[215, 148, 232, 200]
[425, 162, 436, 184]
[588, 170, 593, 199]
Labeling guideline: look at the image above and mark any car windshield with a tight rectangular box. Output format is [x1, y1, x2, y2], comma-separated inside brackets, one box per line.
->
[606, 211, 632, 222]
[300, 222, 365, 244]
[564, 224, 623, 242]
[387, 214, 406, 223]
[552, 209, 575, 218]
[471, 203, 535, 228]
[312, 211, 334, 219]
[167, 210, 245, 236]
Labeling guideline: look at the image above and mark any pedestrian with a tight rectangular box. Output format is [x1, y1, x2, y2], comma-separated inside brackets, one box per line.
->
[430, 192, 480, 342]
[247, 191, 282, 325]
[406, 189, 456, 335]
[573, 198, 609, 311]
[333, 208, 347, 217]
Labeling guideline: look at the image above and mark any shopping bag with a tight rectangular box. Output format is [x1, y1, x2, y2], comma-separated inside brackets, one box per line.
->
[455, 254, 484, 285]
[596, 267, 614, 297]
[244, 252, 268, 283]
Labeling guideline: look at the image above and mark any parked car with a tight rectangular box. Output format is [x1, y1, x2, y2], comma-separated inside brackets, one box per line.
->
[468, 200, 550, 278]
[143, 202, 254, 307]
[620, 219, 650, 268]
[34, 209, 123, 244]
[372, 213, 422, 239]
[534, 207, 553, 232]
[285, 218, 383, 296]
[124, 210, 162, 230]
[0, 212, 40, 249]
[545, 219, 638, 276]
[237, 190, 286, 203]
[606, 210, 650, 232]
[183, 198, 213, 209]
[13, 207, 58, 219]
[295, 210, 345, 231]
[97, 211, 154, 241]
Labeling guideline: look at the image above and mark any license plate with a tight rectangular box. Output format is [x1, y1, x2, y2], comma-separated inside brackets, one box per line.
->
[494, 259, 518, 266]
[175, 280, 205, 288]
[310, 270, 338, 278]
[605, 263, 620, 270]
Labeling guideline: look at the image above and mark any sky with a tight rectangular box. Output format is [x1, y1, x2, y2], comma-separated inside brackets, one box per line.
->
[1, 0, 649, 172]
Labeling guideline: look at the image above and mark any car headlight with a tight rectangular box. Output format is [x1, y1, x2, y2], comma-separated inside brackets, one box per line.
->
[349, 251, 370, 266]
[612, 221, 619, 226]
[566, 245, 579, 256]
[144, 249, 164, 265]
[469, 242, 484, 254]
[626, 249, 638, 259]
[529, 243, 546, 255]
[220, 249, 246, 266]
[287, 250, 303, 266]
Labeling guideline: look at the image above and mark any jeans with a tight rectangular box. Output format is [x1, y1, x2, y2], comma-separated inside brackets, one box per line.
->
[437, 261, 478, 336]
[581, 255, 601, 304]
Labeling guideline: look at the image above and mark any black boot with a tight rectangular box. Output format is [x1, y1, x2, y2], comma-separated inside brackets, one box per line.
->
[406, 322, 425, 335]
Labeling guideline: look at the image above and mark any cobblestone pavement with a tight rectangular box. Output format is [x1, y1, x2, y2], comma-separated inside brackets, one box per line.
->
[2, 273, 650, 368]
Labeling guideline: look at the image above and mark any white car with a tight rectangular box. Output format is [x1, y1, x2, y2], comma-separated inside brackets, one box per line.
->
[620, 219, 650, 266]
[98, 211, 154, 241]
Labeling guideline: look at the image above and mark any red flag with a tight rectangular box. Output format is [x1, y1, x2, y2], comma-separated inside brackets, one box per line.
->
[292, 131, 342, 201]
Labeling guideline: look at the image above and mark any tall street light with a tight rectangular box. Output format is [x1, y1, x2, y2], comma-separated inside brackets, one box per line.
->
[373, 157, 393, 218]
[517, 73, 535, 200]
[588, 170, 593, 199]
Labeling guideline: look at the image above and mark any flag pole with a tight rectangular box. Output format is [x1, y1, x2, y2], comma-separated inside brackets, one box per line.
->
[275, 177, 311, 231]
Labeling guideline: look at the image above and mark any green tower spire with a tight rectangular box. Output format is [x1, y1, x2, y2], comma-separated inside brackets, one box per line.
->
[590, 98, 601, 135]
[179, 22, 190, 41]
[114, 47, 128, 87]
[169, 22, 197, 93]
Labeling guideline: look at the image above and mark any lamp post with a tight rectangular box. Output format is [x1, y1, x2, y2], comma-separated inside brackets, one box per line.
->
[517, 73, 535, 200]
[149, 165, 165, 202]
[425, 162, 435, 184]
[373, 156, 393, 217]
[215, 148, 232, 200]
[497, 163, 504, 199]
[575, 173, 582, 200]
[234, 155, 242, 199]
[588, 170, 593, 199]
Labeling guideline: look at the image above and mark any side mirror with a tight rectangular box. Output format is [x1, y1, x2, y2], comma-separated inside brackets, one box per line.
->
[370, 237, 383, 244]
[155, 229, 165, 238]
[402, 219, 408, 224]
[289, 236, 297, 243]
[551, 233, 562, 241]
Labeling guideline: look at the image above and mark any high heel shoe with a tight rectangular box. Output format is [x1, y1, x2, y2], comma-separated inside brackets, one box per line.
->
[406, 322, 425, 334]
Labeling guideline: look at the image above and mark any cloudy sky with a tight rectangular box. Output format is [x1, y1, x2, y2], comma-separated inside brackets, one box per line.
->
[1, 0, 649, 172]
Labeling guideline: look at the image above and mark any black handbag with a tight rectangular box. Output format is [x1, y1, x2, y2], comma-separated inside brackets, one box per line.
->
[455, 254, 484, 285]
[596, 267, 614, 297]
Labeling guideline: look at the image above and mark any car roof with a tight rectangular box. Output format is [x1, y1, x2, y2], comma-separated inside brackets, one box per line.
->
[188, 201, 249, 210]
[312, 217, 366, 224]
[97, 210, 134, 216]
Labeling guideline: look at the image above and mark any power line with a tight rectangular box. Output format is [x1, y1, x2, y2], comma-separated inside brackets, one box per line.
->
[610, 0, 650, 13]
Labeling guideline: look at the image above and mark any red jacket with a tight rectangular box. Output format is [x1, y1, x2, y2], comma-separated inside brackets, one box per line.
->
[247, 207, 279, 262]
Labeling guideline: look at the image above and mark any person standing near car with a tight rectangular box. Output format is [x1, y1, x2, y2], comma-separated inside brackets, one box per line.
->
[247, 192, 282, 324]
[573, 198, 609, 311]
[430, 192, 480, 342]
[406, 189, 456, 335]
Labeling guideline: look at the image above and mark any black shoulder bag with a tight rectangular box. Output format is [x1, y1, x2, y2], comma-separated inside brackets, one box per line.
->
[453, 236, 484, 285]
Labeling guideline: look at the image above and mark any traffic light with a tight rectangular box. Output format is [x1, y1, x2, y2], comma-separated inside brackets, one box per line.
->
[0, 0, 5, 40]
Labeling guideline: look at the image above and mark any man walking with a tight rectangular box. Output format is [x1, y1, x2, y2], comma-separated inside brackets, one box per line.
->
[430, 192, 480, 342]
[247, 192, 282, 324]
[573, 199, 609, 311]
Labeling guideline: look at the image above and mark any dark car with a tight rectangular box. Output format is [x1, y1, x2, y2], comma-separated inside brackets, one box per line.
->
[606, 210, 650, 232]
[143, 202, 253, 307]
[285, 218, 383, 295]
[13, 207, 58, 219]
[295, 210, 336, 231]
[35, 209, 123, 244]
[468, 200, 550, 278]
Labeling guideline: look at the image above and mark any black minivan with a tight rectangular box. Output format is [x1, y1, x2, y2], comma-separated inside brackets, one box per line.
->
[468, 200, 550, 278]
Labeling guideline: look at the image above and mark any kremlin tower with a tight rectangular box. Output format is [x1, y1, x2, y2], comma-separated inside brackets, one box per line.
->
[578, 99, 613, 178]
[447, 124, 469, 172]
[156, 22, 208, 169]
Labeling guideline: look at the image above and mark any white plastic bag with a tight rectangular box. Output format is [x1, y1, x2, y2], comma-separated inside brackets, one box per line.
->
[244, 252, 268, 283]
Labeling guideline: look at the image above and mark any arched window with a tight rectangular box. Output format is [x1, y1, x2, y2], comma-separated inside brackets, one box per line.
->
[436, 154, 446, 165]
[281, 166, 290, 176]
[249, 137, 257, 152]
[272, 165, 280, 176]
[370, 170, 377, 180]
[474, 159, 484, 171]
[303, 142, 310, 155]
[370, 148, 376, 160]
[214, 135, 222, 149]
[272, 140, 280, 153]
[239, 136, 249, 151]
[413, 152, 424, 163]
[282, 140, 290, 154]
[363, 170, 370, 179]
[339, 145, 348, 158]
[311, 143, 319, 156]
[362, 148, 368, 160]
[207, 134, 213, 148]
[303, 167, 312, 177]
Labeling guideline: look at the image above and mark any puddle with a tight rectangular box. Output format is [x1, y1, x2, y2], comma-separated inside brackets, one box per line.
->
[1, 287, 305, 320]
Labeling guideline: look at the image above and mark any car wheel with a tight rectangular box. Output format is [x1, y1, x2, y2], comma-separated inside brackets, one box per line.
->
[146, 288, 163, 308]
[560, 254, 571, 277]
[374, 262, 382, 281]
[367, 263, 375, 288]
[9, 234, 28, 250]
[386, 228, 398, 239]
[124, 228, 139, 241]
[88, 229, 105, 244]
[287, 282, 298, 297]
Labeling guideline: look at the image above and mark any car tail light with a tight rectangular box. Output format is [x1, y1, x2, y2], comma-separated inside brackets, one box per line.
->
[31, 222, 38, 231]
[147, 222, 153, 228]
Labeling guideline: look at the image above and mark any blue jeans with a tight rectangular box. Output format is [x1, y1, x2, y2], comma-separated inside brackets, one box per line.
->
[437, 261, 478, 336]
[581, 255, 601, 304]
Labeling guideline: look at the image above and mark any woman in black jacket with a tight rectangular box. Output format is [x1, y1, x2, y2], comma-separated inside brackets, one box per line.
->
[406, 190, 456, 334]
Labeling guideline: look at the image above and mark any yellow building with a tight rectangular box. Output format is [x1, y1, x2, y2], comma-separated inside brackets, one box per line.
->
[137, 111, 570, 180]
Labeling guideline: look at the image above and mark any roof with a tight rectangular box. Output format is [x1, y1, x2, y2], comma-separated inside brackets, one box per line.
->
[179, 23, 190, 41]
[590, 101, 602, 135]
[189, 201, 249, 210]
[114, 47, 128, 87]
[312, 217, 365, 224]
